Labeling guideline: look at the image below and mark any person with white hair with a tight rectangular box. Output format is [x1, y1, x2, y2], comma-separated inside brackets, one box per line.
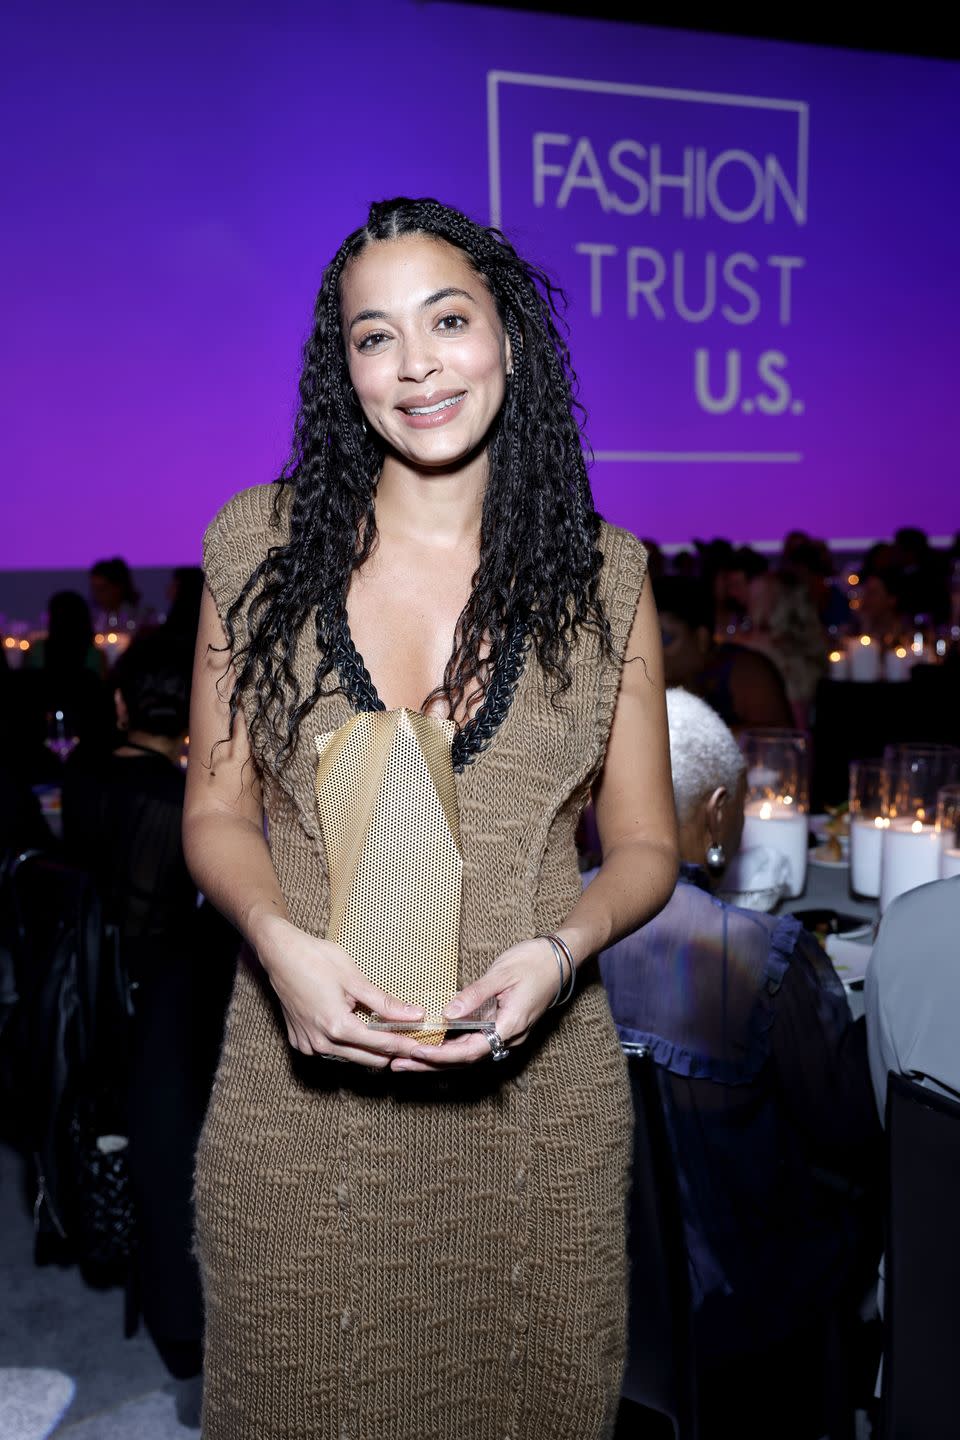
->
[661, 686, 748, 870]
[596, 689, 881, 1440]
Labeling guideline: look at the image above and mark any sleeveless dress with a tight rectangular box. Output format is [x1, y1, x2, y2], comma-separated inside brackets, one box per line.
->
[196, 483, 648, 1440]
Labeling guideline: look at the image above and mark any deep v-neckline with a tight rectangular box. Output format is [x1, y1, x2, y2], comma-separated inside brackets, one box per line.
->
[331, 613, 528, 772]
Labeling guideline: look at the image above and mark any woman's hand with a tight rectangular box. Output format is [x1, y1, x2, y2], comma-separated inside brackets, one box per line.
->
[253, 912, 427, 1068]
[391, 937, 565, 1073]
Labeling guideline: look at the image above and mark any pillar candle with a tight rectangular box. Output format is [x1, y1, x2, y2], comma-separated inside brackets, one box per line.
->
[850, 815, 886, 898]
[883, 646, 913, 683]
[880, 819, 940, 912]
[740, 800, 808, 899]
[827, 648, 850, 680]
[849, 636, 881, 682]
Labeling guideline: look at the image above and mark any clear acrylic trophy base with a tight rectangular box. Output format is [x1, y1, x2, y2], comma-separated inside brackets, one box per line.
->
[368, 997, 497, 1034]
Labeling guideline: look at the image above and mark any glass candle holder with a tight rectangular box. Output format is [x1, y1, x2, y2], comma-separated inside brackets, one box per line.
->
[936, 784, 960, 881]
[848, 759, 886, 900]
[880, 745, 960, 911]
[740, 729, 810, 899]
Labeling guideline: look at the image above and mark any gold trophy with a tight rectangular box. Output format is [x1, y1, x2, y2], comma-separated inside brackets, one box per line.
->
[315, 709, 495, 1044]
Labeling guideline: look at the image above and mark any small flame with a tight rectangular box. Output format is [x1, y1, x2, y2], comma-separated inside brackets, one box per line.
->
[18, 639, 29, 651]
[847, 573, 860, 586]
[106, 631, 118, 644]
[759, 802, 773, 820]
[895, 647, 907, 659]
[859, 635, 872, 647]
[829, 650, 843, 662]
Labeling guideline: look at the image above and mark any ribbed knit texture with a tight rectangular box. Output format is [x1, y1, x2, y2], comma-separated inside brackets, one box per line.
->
[196, 484, 648, 1440]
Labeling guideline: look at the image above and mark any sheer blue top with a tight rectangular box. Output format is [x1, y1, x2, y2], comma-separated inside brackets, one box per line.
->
[595, 865, 879, 1358]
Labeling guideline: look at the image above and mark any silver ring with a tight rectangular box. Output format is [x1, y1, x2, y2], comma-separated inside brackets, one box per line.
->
[486, 1028, 509, 1062]
[319, 1053, 350, 1064]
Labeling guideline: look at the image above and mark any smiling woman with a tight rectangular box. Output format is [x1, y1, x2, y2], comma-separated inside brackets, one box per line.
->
[183, 197, 677, 1440]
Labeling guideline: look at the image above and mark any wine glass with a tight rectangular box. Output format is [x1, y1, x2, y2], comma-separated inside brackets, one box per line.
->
[45, 708, 79, 763]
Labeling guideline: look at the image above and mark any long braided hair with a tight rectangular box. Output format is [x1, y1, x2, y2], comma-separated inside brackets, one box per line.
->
[222, 196, 611, 765]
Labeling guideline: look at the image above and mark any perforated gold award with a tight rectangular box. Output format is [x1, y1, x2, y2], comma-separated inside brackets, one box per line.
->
[315, 709, 489, 1045]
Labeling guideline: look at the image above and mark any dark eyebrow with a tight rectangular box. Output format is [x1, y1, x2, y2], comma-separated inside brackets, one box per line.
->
[347, 287, 476, 332]
[421, 286, 475, 308]
[348, 308, 388, 332]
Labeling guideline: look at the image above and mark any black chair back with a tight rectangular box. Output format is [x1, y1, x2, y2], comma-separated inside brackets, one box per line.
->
[883, 1071, 960, 1440]
[622, 1043, 698, 1440]
[7, 850, 130, 1252]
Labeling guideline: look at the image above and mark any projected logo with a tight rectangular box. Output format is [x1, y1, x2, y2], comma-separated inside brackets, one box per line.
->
[487, 72, 810, 465]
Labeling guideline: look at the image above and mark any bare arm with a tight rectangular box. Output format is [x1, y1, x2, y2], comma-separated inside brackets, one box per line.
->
[183, 588, 284, 939]
[395, 580, 678, 1071]
[557, 576, 679, 958]
[184, 586, 424, 1065]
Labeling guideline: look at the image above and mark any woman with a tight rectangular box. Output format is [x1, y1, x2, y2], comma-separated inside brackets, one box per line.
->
[597, 688, 880, 1438]
[184, 197, 677, 1440]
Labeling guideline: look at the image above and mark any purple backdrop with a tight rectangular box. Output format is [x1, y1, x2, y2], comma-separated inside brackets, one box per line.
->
[3, 0, 958, 567]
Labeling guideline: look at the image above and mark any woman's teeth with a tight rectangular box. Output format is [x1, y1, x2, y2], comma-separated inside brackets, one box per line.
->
[404, 394, 464, 416]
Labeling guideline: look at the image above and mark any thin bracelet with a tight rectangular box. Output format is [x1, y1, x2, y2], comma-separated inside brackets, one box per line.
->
[539, 932, 576, 1006]
[551, 933, 577, 1004]
[542, 936, 566, 1008]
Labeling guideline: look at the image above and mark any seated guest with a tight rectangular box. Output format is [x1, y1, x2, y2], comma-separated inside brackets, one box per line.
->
[89, 555, 143, 630]
[27, 589, 104, 677]
[62, 630, 234, 1411]
[865, 875, 960, 1114]
[596, 689, 880, 1437]
[14, 591, 114, 778]
[857, 567, 903, 642]
[894, 525, 948, 625]
[657, 576, 792, 732]
[863, 876, 960, 1418]
[783, 536, 850, 630]
[741, 569, 826, 729]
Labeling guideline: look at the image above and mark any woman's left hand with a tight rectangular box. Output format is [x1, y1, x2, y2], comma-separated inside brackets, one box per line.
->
[390, 937, 566, 1072]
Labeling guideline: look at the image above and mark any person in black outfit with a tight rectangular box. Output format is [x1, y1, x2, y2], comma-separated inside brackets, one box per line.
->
[12, 591, 114, 780]
[62, 629, 235, 1408]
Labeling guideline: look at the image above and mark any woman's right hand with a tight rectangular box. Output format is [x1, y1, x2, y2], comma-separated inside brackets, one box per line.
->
[251, 912, 426, 1067]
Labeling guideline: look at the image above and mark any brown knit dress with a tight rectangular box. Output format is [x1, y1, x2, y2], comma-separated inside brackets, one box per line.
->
[196, 484, 648, 1440]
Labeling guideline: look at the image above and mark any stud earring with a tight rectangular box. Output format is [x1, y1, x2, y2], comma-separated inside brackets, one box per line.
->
[706, 843, 726, 869]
